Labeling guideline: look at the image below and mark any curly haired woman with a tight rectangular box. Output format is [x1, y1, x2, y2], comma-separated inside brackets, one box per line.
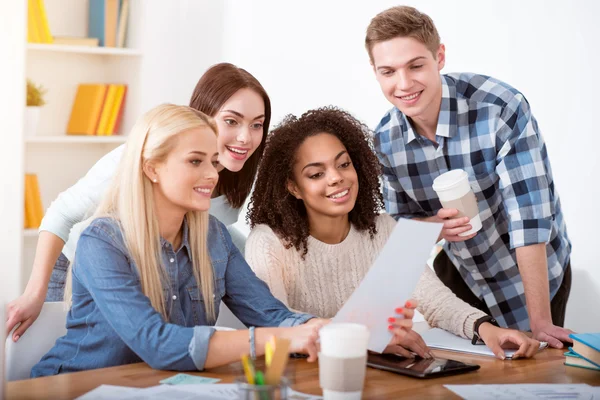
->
[246, 107, 541, 360]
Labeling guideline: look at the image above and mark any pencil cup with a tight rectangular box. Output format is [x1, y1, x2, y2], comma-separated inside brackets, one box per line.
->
[319, 323, 369, 400]
[236, 376, 290, 400]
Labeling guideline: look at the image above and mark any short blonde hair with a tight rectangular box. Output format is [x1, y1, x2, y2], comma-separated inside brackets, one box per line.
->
[365, 6, 440, 62]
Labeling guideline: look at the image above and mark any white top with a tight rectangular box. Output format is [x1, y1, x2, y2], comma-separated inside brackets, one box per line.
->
[39, 144, 242, 261]
[246, 214, 486, 339]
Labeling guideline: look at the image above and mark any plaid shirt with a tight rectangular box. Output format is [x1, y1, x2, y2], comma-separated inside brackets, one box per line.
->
[374, 73, 571, 330]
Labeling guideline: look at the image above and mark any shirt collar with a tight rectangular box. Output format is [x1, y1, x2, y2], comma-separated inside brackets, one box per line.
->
[396, 75, 458, 144]
[160, 217, 191, 254]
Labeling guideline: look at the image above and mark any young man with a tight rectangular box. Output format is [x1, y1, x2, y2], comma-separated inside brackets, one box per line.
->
[367, 6, 573, 348]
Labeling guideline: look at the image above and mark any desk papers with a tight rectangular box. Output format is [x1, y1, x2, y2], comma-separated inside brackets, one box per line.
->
[445, 384, 600, 399]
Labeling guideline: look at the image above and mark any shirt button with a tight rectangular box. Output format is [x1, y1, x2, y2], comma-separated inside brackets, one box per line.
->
[472, 269, 477, 274]
[172, 295, 177, 300]
[170, 258, 175, 263]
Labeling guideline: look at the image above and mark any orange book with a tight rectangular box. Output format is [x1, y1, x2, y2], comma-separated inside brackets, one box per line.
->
[24, 174, 42, 228]
[96, 84, 118, 135]
[106, 85, 127, 135]
[30, 174, 45, 227]
[66, 84, 108, 135]
[27, 0, 41, 43]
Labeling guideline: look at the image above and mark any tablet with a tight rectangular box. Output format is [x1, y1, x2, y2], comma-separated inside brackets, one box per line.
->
[367, 353, 480, 379]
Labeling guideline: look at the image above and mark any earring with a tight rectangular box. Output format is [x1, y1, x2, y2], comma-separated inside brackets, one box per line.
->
[153, 179, 158, 183]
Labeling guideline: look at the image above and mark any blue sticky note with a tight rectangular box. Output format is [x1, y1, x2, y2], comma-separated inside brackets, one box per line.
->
[160, 373, 221, 385]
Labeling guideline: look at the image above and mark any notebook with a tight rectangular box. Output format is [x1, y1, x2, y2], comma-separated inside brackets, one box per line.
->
[421, 328, 547, 359]
[569, 333, 600, 368]
[564, 350, 600, 371]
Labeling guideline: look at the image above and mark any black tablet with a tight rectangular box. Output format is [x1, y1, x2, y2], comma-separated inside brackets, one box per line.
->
[367, 352, 480, 379]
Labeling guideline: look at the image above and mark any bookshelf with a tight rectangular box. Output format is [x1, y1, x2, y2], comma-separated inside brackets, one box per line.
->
[22, 0, 143, 290]
[27, 43, 142, 56]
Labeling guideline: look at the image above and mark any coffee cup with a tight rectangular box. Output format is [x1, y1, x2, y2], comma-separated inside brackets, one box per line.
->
[319, 323, 369, 400]
[432, 169, 482, 237]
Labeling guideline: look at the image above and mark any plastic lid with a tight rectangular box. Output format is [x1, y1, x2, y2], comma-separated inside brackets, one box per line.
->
[432, 169, 468, 191]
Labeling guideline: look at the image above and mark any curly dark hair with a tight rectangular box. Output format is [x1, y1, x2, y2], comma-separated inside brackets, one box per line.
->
[247, 106, 384, 258]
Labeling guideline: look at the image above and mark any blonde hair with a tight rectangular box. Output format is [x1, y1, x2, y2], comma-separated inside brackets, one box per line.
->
[66, 104, 218, 322]
[365, 6, 440, 62]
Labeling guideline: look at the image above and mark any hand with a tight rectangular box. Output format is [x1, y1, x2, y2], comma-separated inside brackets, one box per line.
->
[282, 319, 328, 362]
[385, 300, 433, 358]
[6, 291, 45, 341]
[479, 323, 541, 360]
[531, 320, 574, 349]
[436, 208, 477, 242]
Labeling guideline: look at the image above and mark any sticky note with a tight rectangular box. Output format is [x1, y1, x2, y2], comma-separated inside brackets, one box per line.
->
[159, 373, 221, 385]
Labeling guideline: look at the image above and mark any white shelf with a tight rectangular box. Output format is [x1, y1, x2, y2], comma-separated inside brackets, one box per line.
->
[23, 229, 38, 237]
[27, 43, 142, 56]
[26, 136, 127, 144]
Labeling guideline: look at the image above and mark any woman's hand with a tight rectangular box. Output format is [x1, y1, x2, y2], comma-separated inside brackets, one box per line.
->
[478, 323, 541, 360]
[281, 318, 329, 362]
[385, 300, 433, 358]
[6, 291, 45, 341]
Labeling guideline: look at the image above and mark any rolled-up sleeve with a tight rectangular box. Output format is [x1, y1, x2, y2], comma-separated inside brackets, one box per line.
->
[188, 326, 216, 370]
[495, 95, 555, 249]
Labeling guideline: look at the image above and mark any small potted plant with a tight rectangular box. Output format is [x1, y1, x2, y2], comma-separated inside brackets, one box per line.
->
[25, 79, 46, 137]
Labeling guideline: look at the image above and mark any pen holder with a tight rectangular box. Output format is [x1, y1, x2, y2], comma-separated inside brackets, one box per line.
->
[235, 376, 290, 400]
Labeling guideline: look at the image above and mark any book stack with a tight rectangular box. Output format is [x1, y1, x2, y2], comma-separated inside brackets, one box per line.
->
[66, 84, 128, 136]
[565, 333, 600, 372]
[89, 0, 130, 48]
[24, 174, 44, 229]
[27, 0, 53, 44]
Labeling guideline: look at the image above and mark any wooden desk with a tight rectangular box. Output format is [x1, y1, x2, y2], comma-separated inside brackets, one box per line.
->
[6, 349, 600, 399]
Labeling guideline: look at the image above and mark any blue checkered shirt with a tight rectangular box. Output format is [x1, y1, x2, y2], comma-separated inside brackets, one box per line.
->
[374, 73, 571, 331]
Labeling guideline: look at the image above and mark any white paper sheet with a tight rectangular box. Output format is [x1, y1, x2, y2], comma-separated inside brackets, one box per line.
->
[421, 328, 548, 359]
[333, 218, 442, 352]
[75, 385, 141, 400]
[445, 384, 600, 399]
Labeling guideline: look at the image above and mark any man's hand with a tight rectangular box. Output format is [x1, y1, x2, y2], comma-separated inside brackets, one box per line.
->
[436, 208, 477, 242]
[531, 320, 574, 349]
[478, 323, 541, 359]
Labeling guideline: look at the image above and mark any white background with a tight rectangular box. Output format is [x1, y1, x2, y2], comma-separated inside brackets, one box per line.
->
[1, 0, 598, 332]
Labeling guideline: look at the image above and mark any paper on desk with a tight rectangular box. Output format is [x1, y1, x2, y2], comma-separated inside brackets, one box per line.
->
[421, 328, 547, 359]
[333, 218, 442, 353]
[444, 384, 600, 399]
[75, 385, 141, 400]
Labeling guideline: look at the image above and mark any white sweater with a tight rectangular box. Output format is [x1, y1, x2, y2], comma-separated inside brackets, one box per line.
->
[246, 214, 486, 339]
[39, 145, 243, 261]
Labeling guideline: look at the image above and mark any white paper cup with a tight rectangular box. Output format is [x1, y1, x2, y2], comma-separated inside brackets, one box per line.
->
[432, 169, 482, 236]
[319, 323, 369, 400]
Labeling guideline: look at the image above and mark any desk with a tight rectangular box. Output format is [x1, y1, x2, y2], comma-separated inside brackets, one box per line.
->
[6, 349, 600, 399]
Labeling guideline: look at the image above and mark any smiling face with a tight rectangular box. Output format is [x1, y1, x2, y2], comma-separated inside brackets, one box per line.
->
[148, 127, 219, 214]
[288, 133, 359, 221]
[214, 88, 266, 172]
[372, 36, 445, 123]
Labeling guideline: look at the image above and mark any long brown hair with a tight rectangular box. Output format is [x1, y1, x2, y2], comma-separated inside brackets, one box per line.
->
[189, 63, 271, 208]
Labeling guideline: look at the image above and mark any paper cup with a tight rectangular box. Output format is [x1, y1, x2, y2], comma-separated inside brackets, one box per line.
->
[432, 170, 482, 236]
[319, 323, 369, 400]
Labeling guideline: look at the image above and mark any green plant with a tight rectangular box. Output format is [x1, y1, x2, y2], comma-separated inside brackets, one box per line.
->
[26, 79, 46, 106]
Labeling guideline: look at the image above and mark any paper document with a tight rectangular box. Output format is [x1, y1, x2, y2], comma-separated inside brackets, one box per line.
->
[445, 384, 600, 399]
[76, 385, 142, 400]
[333, 218, 442, 352]
[422, 328, 548, 359]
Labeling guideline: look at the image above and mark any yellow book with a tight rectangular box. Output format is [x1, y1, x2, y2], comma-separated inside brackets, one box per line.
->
[36, 0, 53, 44]
[30, 174, 45, 227]
[105, 85, 126, 135]
[27, 0, 41, 43]
[96, 84, 118, 135]
[67, 84, 108, 135]
[24, 175, 38, 228]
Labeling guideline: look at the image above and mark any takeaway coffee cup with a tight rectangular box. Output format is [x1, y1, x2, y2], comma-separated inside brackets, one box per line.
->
[432, 169, 482, 237]
[319, 323, 369, 400]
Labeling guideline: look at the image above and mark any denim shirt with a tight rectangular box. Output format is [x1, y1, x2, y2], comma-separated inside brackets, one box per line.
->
[31, 216, 313, 377]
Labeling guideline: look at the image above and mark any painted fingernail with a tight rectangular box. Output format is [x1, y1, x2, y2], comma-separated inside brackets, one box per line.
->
[387, 317, 396, 323]
[388, 325, 394, 331]
[405, 301, 412, 307]
[395, 307, 404, 314]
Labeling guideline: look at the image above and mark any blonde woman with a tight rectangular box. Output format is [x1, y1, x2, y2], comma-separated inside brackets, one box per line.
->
[30, 104, 337, 377]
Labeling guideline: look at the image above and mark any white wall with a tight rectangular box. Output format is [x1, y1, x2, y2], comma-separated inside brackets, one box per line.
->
[0, 1, 26, 303]
[221, 0, 600, 331]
